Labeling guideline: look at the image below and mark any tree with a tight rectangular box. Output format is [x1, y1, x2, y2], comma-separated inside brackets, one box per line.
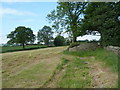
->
[47, 2, 87, 42]
[37, 26, 53, 45]
[65, 38, 71, 45]
[7, 26, 35, 49]
[81, 2, 120, 46]
[54, 35, 65, 46]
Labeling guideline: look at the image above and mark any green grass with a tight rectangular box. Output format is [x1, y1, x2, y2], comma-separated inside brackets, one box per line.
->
[118, 56, 120, 90]
[56, 58, 69, 71]
[3, 63, 53, 88]
[2, 46, 118, 88]
[63, 48, 118, 72]
[41, 58, 69, 87]
[2, 46, 67, 88]
[0, 45, 48, 53]
[58, 57, 92, 88]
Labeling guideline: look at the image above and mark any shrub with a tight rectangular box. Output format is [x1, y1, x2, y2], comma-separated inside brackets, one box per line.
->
[54, 35, 65, 46]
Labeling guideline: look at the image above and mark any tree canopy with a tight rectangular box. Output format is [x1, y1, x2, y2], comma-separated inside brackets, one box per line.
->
[37, 26, 54, 45]
[6, 2, 120, 48]
[81, 2, 120, 46]
[7, 26, 35, 49]
[54, 35, 65, 46]
[47, 2, 120, 46]
[47, 2, 87, 42]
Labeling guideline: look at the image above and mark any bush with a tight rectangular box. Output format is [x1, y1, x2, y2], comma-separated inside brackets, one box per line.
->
[54, 35, 65, 46]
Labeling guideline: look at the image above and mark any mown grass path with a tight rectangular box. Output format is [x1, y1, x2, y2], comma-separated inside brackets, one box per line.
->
[2, 46, 67, 88]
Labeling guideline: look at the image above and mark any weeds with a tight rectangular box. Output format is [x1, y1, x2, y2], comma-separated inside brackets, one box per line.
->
[63, 48, 118, 72]
[58, 57, 92, 88]
[56, 58, 69, 71]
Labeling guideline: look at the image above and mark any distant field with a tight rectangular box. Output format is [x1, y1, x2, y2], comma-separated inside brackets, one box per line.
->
[0, 45, 48, 53]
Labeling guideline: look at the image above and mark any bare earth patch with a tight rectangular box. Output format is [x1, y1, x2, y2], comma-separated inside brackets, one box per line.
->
[88, 57, 118, 88]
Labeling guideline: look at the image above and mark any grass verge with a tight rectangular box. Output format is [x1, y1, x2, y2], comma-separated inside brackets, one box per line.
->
[58, 57, 92, 88]
[63, 48, 118, 72]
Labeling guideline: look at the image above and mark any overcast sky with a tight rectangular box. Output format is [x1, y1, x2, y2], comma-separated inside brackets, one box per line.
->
[0, 1, 100, 44]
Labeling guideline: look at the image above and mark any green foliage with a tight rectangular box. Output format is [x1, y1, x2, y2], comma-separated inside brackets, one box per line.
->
[7, 26, 35, 49]
[37, 26, 54, 45]
[81, 2, 120, 46]
[47, 2, 87, 42]
[54, 35, 65, 46]
[47, 2, 120, 46]
[65, 38, 71, 45]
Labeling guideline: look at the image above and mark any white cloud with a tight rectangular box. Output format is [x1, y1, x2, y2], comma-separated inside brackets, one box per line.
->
[77, 35, 101, 41]
[0, 35, 8, 44]
[33, 31, 38, 44]
[0, 7, 37, 16]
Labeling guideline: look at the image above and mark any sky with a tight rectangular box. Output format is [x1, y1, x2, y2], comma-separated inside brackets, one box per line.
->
[0, 1, 100, 44]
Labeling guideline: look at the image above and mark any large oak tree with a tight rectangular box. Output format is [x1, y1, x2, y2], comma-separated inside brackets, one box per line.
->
[7, 26, 35, 49]
[47, 2, 87, 42]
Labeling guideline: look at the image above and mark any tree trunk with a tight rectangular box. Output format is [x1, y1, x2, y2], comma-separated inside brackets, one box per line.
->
[99, 32, 104, 47]
[22, 43, 25, 49]
[73, 36, 77, 42]
[45, 39, 49, 46]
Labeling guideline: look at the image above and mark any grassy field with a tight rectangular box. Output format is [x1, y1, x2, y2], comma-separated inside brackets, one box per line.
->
[0, 45, 48, 53]
[2, 46, 67, 88]
[2, 46, 118, 88]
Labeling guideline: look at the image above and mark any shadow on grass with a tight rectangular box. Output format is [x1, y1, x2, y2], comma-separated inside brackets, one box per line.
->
[1, 46, 48, 53]
[1, 45, 67, 53]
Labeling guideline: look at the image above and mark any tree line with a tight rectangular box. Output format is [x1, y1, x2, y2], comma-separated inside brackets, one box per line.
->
[47, 2, 120, 47]
[7, 26, 69, 49]
[7, 2, 120, 49]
